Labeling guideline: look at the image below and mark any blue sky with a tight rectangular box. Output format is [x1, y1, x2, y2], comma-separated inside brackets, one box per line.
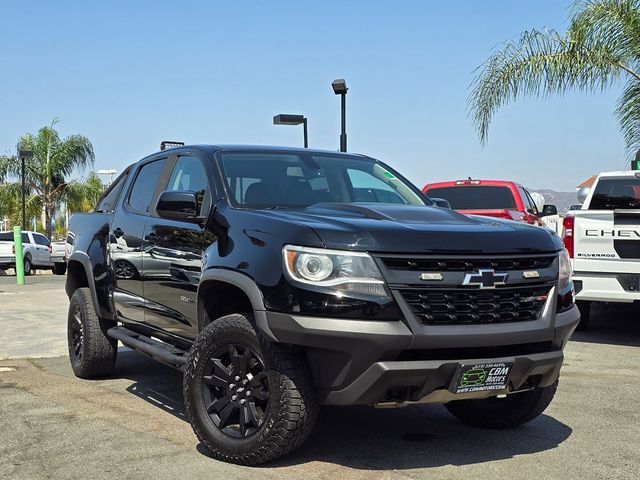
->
[0, 1, 628, 191]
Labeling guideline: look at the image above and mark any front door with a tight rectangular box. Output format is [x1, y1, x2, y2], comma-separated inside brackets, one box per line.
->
[32, 233, 51, 266]
[142, 154, 212, 339]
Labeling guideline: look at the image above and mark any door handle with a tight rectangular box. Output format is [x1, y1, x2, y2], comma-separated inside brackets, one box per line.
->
[113, 227, 124, 238]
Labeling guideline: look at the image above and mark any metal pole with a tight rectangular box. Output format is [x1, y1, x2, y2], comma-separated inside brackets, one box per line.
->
[21, 156, 26, 227]
[340, 93, 347, 152]
[13, 226, 24, 285]
[303, 118, 308, 148]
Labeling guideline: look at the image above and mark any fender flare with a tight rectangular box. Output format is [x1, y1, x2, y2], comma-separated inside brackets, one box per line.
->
[66, 251, 101, 316]
[198, 269, 276, 341]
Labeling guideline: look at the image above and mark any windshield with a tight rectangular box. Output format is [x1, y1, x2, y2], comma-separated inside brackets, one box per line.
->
[218, 151, 428, 208]
[425, 185, 516, 210]
[590, 178, 640, 210]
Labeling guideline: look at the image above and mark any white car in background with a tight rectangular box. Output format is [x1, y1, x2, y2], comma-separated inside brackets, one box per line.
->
[0, 230, 67, 275]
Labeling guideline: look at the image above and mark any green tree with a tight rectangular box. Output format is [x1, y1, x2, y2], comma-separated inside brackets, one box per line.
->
[0, 119, 94, 237]
[65, 171, 105, 214]
[470, 0, 640, 155]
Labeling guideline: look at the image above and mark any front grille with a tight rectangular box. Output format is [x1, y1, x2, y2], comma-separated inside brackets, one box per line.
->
[380, 256, 555, 272]
[401, 286, 551, 325]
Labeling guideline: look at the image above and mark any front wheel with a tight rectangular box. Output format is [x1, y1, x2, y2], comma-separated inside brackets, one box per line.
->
[445, 381, 558, 429]
[183, 313, 318, 466]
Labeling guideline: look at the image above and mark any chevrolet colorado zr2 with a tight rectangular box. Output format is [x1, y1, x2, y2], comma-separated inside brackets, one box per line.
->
[64, 145, 579, 465]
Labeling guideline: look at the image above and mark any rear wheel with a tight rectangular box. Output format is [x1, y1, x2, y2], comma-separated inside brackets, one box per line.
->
[53, 262, 67, 275]
[184, 313, 318, 465]
[575, 300, 591, 331]
[445, 381, 558, 429]
[23, 256, 32, 276]
[67, 287, 117, 378]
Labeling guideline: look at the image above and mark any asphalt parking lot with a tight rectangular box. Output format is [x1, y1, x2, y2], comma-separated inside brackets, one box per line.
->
[0, 275, 638, 480]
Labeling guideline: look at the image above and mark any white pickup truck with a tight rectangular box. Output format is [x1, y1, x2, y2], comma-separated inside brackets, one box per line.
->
[562, 170, 640, 329]
[0, 230, 67, 275]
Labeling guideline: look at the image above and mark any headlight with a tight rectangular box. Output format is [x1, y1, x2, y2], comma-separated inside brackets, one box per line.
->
[558, 247, 573, 291]
[283, 245, 389, 299]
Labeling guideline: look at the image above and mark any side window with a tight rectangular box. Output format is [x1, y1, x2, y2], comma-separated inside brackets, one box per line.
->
[518, 187, 533, 211]
[22, 233, 30, 244]
[525, 190, 540, 215]
[128, 160, 165, 214]
[96, 171, 128, 213]
[166, 156, 210, 214]
[34, 234, 50, 246]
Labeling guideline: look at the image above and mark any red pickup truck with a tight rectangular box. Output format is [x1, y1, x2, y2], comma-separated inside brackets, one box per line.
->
[423, 179, 555, 224]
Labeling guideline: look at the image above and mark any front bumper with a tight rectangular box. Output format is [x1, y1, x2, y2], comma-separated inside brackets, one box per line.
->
[265, 304, 579, 405]
[574, 272, 640, 303]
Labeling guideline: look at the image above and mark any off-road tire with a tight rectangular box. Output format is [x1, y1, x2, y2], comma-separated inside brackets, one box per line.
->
[183, 313, 318, 466]
[445, 380, 558, 429]
[53, 262, 67, 275]
[23, 256, 32, 276]
[67, 287, 117, 378]
[575, 300, 591, 331]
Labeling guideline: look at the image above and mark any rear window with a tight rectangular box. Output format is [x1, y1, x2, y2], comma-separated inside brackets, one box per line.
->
[590, 178, 640, 210]
[426, 186, 516, 210]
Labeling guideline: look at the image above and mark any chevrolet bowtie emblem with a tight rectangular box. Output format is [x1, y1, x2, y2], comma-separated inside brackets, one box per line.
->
[462, 269, 509, 289]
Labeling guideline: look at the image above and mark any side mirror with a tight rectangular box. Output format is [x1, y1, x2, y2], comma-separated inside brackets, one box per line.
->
[430, 197, 452, 209]
[577, 187, 590, 204]
[541, 204, 557, 216]
[156, 191, 198, 221]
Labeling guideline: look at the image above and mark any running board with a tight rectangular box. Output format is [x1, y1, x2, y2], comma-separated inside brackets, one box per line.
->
[107, 326, 188, 371]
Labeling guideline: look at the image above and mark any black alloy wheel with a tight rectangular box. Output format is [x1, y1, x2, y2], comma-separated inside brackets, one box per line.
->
[202, 343, 270, 438]
[69, 302, 84, 362]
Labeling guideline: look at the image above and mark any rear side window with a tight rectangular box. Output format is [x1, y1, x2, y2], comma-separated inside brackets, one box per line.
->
[0, 232, 12, 241]
[426, 186, 516, 210]
[128, 160, 165, 213]
[590, 178, 640, 210]
[22, 233, 30, 244]
[96, 170, 128, 213]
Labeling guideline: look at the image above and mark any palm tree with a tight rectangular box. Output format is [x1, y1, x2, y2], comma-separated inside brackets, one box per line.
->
[0, 119, 94, 237]
[470, 0, 640, 155]
[65, 171, 105, 214]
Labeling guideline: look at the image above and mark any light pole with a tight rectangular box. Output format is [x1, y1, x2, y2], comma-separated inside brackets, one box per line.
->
[97, 169, 118, 187]
[273, 114, 308, 148]
[17, 149, 33, 228]
[332, 79, 348, 152]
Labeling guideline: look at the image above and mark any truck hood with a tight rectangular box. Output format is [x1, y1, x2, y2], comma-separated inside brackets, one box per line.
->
[264, 203, 562, 254]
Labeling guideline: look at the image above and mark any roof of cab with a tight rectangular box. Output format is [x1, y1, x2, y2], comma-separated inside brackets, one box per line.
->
[143, 144, 370, 160]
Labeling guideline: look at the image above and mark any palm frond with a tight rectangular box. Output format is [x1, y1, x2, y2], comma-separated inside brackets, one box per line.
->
[470, 28, 622, 143]
[616, 79, 640, 157]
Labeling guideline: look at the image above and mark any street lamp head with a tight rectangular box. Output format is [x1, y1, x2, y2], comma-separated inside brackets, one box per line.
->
[332, 79, 348, 95]
[97, 169, 117, 175]
[273, 114, 306, 125]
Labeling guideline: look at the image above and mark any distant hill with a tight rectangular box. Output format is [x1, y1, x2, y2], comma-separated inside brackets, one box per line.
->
[532, 189, 579, 214]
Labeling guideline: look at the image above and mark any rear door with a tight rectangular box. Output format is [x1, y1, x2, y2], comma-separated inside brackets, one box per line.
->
[142, 153, 212, 338]
[574, 175, 640, 274]
[110, 157, 167, 324]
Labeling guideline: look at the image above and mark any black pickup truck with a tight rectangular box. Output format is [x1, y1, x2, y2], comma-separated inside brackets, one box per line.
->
[65, 145, 579, 465]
